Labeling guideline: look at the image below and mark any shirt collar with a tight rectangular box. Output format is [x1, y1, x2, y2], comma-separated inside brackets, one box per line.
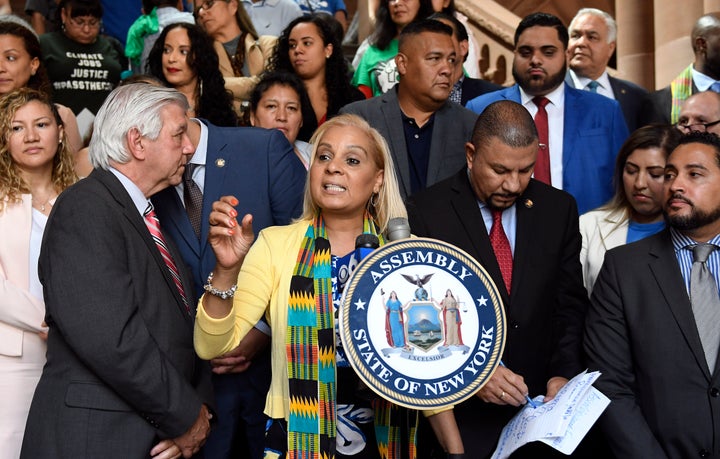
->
[519, 82, 565, 108]
[569, 69, 611, 92]
[670, 226, 720, 251]
[189, 118, 208, 167]
[108, 167, 150, 216]
[691, 67, 717, 92]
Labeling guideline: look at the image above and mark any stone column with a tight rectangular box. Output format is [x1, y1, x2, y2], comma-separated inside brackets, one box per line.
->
[615, 0, 655, 90]
[652, 0, 703, 89]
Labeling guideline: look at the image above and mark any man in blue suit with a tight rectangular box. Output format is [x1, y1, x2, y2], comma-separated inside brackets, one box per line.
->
[152, 119, 306, 459]
[467, 12, 628, 215]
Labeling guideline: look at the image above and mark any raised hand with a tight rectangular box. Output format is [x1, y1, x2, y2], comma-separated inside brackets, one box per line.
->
[208, 196, 254, 272]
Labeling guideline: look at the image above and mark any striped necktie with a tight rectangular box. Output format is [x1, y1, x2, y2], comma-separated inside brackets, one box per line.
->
[586, 80, 600, 93]
[144, 203, 190, 314]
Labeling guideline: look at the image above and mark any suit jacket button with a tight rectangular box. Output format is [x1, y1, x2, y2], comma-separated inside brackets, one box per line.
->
[711, 387, 720, 397]
[510, 322, 519, 329]
[700, 449, 710, 457]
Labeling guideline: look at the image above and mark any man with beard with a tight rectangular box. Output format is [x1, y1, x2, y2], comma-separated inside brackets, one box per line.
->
[407, 100, 589, 458]
[466, 12, 628, 214]
[341, 19, 478, 199]
[585, 131, 720, 458]
[641, 13, 720, 126]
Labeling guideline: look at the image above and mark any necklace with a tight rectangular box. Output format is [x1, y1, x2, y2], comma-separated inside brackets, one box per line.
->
[32, 194, 56, 212]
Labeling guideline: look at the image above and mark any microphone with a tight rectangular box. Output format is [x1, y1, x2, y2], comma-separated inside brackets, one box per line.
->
[386, 217, 411, 241]
[355, 234, 380, 261]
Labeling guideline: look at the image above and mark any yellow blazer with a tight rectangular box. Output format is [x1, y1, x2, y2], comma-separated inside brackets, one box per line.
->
[579, 208, 628, 296]
[213, 34, 277, 103]
[195, 220, 448, 419]
[0, 196, 46, 358]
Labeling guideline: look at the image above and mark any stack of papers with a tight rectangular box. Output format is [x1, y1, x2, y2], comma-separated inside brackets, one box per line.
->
[491, 370, 609, 459]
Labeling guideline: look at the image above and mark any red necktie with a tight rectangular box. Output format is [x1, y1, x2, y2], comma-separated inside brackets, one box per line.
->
[532, 96, 551, 185]
[489, 209, 513, 293]
[144, 203, 190, 314]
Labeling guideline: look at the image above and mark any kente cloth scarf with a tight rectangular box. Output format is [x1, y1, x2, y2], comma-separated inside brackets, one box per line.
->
[670, 65, 694, 124]
[287, 213, 417, 459]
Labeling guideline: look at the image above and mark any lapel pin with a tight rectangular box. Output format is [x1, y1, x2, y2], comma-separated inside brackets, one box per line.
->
[215, 158, 226, 167]
[524, 199, 533, 208]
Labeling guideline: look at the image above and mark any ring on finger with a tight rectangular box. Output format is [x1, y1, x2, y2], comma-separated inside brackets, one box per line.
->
[499, 391, 505, 400]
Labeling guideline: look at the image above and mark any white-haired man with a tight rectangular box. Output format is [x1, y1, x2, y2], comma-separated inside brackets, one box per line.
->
[21, 84, 213, 459]
[565, 7, 647, 132]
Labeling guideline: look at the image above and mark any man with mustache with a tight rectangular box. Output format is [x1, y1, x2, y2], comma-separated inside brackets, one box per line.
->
[407, 100, 589, 458]
[341, 19, 478, 199]
[466, 12, 628, 215]
[585, 131, 720, 458]
[564, 8, 647, 133]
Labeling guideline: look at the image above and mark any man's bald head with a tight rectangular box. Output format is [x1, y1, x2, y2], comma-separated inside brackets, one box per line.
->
[678, 90, 720, 134]
[471, 100, 538, 150]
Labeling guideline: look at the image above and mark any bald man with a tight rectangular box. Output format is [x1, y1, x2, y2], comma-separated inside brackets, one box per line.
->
[641, 12, 720, 125]
[407, 100, 589, 458]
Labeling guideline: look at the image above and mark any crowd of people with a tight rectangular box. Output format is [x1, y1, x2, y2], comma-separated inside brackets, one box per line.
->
[2, 1, 720, 459]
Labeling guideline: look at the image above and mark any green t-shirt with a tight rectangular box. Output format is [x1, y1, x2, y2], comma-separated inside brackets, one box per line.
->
[351, 39, 399, 96]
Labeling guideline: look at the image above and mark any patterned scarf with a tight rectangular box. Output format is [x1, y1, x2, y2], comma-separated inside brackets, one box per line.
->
[287, 213, 383, 459]
[670, 64, 694, 124]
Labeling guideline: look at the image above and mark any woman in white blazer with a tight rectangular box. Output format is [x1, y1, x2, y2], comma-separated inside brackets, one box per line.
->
[0, 89, 76, 458]
[580, 124, 681, 296]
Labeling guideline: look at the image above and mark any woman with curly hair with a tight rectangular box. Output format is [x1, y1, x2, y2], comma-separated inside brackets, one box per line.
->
[147, 22, 238, 127]
[270, 14, 364, 141]
[351, 0, 434, 97]
[0, 21, 83, 154]
[0, 88, 77, 457]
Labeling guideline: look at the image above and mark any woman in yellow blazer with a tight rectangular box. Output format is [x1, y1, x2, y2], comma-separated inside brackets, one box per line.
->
[195, 114, 463, 458]
[0, 89, 76, 457]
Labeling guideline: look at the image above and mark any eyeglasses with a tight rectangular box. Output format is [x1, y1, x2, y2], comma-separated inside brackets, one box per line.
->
[194, 0, 229, 17]
[676, 119, 720, 132]
[68, 17, 101, 29]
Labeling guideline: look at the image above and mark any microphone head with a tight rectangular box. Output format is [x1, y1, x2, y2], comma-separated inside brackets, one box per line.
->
[387, 217, 411, 241]
[355, 233, 380, 249]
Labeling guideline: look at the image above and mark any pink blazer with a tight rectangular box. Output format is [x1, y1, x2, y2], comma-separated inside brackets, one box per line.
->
[0, 195, 46, 358]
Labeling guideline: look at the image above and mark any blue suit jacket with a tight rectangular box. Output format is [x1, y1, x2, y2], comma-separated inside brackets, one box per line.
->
[466, 84, 629, 214]
[152, 121, 306, 299]
[564, 72, 648, 133]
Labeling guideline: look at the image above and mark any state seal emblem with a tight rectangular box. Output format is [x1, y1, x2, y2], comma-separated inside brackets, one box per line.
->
[339, 237, 506, 409]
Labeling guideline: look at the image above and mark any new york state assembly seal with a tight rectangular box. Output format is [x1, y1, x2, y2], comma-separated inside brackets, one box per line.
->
[339, 237, 506, 409]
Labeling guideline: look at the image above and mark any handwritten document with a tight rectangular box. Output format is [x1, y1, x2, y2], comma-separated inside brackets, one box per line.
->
[490, 370, 609, 459]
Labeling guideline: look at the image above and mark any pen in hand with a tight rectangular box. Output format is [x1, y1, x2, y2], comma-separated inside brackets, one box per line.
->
[499, 360, 538, 408]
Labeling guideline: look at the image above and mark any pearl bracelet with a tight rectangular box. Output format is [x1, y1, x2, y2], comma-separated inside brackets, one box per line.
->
[203, 272, 237, 300]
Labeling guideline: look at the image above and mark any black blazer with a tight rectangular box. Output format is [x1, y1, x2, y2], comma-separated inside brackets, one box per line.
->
[407, 169, 588, 458]
[608, 76, 648, 132]
[22, 169, 213, 458]
[341, 88, 478, 198]
[585, 229, 720, 458]
[639, 81, 699, 126]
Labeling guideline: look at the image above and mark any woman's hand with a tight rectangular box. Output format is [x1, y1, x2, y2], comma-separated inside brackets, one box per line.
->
[208, 196, 254, 272]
